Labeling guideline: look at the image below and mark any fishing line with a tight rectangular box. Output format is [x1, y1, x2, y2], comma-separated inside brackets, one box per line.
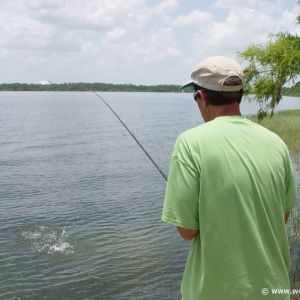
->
[87, 90, 168, 181]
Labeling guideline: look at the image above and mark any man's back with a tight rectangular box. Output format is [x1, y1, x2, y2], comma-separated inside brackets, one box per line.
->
[162, 116, 296, 299]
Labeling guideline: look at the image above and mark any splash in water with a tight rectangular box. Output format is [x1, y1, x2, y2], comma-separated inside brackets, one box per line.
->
[16, 225, 76, 255]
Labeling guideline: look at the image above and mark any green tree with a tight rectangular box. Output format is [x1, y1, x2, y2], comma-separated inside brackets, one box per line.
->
[237, 32, 300, 120]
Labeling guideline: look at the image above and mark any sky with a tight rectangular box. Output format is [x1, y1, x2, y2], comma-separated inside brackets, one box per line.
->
[0, 0, 299, 85]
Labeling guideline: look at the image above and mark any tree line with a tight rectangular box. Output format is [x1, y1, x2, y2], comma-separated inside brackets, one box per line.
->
[0, 82, 185, 93]
[0, 80, 298, 95]
[282, 82, 300, 97]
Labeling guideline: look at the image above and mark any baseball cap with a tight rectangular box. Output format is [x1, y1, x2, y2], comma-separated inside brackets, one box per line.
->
[180, 56, 244, 92]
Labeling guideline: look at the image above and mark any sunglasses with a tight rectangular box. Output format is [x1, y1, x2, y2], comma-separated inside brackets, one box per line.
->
[193, 90, 205, 102]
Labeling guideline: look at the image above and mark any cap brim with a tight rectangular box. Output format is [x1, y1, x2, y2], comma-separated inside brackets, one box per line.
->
[179, 80, 194, 90]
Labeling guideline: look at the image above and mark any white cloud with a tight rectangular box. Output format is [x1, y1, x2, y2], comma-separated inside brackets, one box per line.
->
[104, 27, 181, 63]
[0, 10, 54, 49]
[244, 7, 256, 12]
[276, 6, 299, 34]
[190, 8, 274, 58]
[151, 0, 179, 15]
[81, 41, 101, 57]
[171, 2, 298, 63]
[25, 54, 49, 66]
[0, 0, 298, 85]
[104, 28, 128, 43]
[213, 0, 284, 13]
[24, 0, 148, 31]
[170, 10, 214, 27]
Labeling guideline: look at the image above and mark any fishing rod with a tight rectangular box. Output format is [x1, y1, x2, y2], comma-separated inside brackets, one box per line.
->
[87, 90, 168, 181]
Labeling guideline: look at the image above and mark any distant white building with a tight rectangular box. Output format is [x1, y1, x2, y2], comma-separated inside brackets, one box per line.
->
[37, 80, 51, 85]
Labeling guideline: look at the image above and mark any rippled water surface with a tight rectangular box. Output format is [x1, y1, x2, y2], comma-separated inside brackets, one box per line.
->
[0, 92, 300, 300]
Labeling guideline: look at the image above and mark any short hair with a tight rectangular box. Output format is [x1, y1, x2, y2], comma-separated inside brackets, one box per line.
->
[194, 76, 243, 106]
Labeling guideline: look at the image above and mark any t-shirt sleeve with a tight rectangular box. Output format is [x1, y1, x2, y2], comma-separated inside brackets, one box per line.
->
[162, 136, 200, 230]
[285, 155, 297, 213]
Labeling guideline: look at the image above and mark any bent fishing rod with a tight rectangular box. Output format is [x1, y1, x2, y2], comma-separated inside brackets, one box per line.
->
[88, 90, 168, 181]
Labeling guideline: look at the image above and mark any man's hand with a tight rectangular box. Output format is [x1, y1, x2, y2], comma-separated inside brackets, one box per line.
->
[285, 212, 290, 224]
[177, 227, 199, 241]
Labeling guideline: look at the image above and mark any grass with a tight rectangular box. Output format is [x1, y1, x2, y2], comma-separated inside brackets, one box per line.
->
[250, 110, 300, 297]
[287, 206, 300, 298]
[249, 110, 300, 155]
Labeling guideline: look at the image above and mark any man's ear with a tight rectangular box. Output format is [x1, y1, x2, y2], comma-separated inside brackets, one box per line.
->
[199, 91, 209, 107]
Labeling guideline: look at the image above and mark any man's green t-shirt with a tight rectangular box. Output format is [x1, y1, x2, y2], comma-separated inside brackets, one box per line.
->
[162, 116, 296, 300]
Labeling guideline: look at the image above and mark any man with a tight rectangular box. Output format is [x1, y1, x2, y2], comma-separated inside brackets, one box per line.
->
[162, 56, 296, 299]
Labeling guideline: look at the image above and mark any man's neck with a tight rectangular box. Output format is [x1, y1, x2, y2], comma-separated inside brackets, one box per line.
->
[208, 103, 241, 120]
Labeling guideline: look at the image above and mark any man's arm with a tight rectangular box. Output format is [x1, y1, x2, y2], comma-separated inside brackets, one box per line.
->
[177, 227, 199, 241]
[285, 212, 290, 224]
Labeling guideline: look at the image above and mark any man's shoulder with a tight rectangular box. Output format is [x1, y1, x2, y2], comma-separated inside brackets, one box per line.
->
[178, 116, 252, 140]
[177, 116, 288, 153]
[243, 119, 287, 148]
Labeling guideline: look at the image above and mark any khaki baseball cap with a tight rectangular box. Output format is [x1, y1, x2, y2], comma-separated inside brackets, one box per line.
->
[180, 56, 244, 92]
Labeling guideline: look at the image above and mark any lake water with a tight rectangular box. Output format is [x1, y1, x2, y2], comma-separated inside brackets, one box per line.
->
[0, 92, 300, 300]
